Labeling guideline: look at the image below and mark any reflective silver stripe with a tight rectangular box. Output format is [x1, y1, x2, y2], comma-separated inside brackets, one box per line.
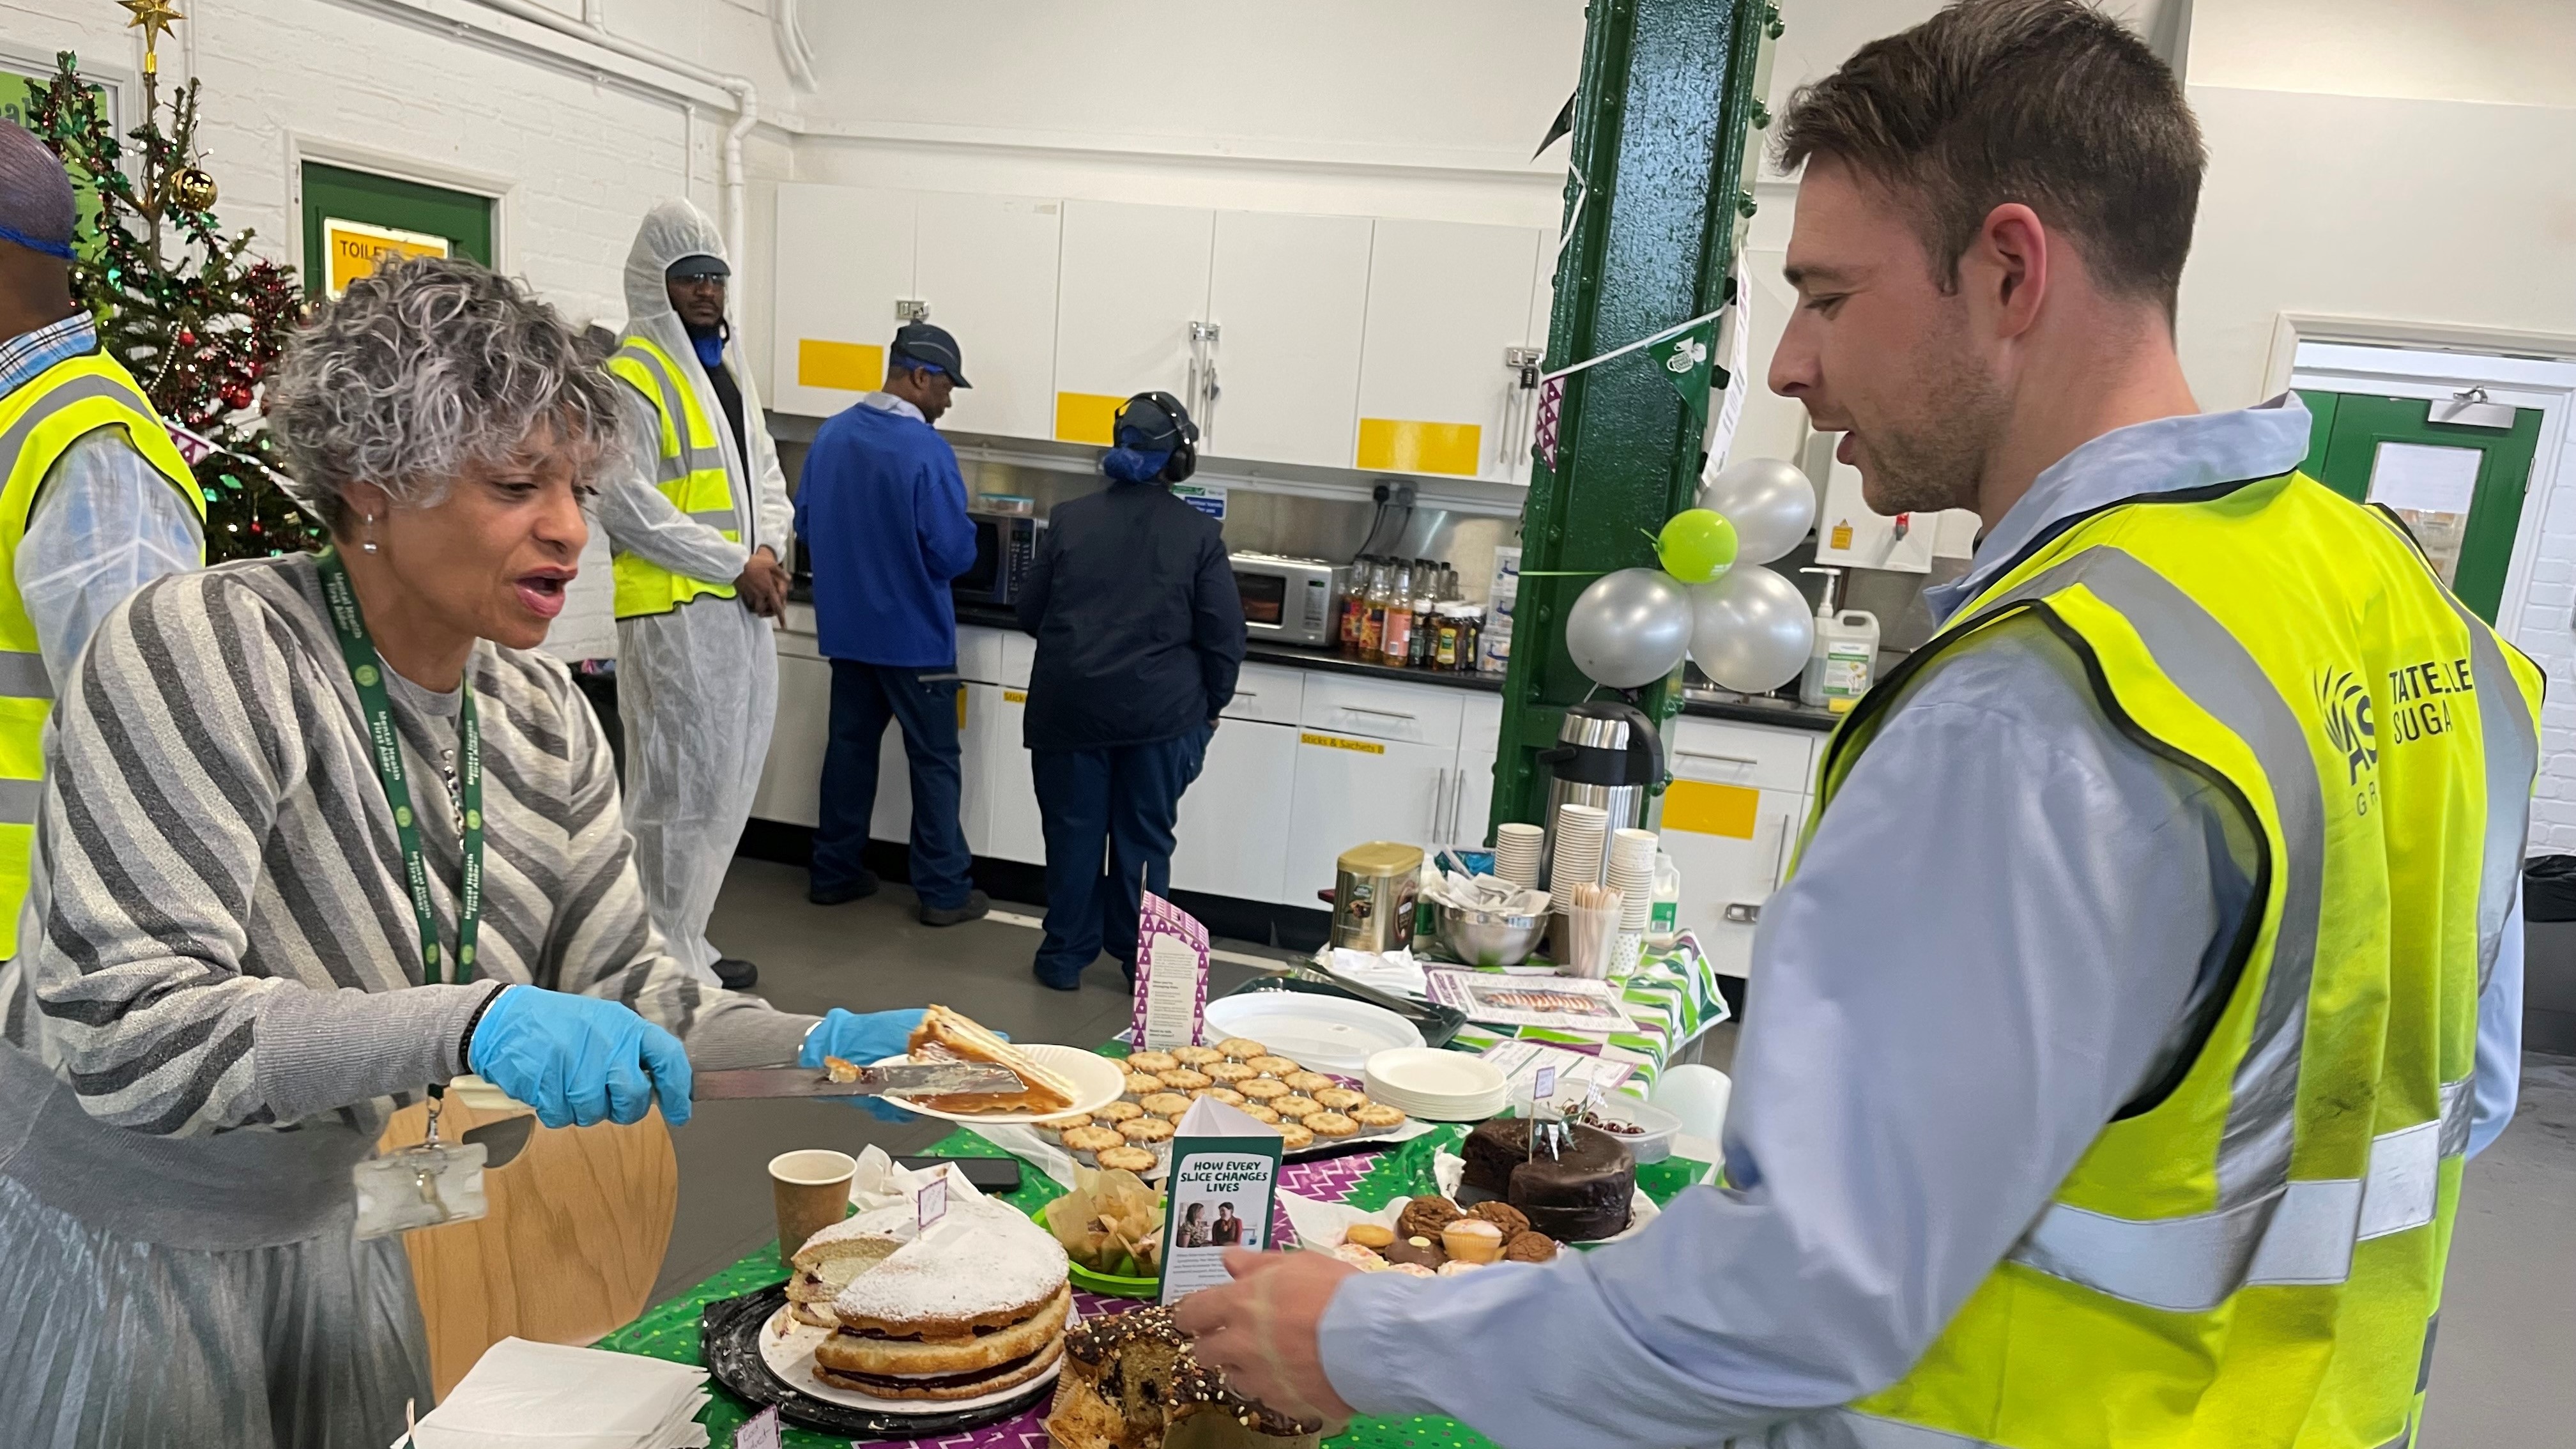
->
[2455, 606, 2537, 992]
[0, 777, 40, 826]
[1811, 1411, 2001, 1448]
[0, 650, 51, 701]
[1971, 546, 2326, 1209]
[2436, 1072, 2475, 1161]
[0, 372, 164, 486]
[687, 507, 740, 533]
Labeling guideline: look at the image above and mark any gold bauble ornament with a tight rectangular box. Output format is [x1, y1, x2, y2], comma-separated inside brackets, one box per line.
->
[169, 166, 218, 211]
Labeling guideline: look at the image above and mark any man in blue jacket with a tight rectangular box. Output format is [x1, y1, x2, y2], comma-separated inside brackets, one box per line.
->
[794, 323, 988, 926]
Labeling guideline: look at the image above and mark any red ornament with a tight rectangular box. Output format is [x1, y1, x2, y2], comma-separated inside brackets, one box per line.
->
[220, 382, 252, 410]
[176, 328, 195, 346]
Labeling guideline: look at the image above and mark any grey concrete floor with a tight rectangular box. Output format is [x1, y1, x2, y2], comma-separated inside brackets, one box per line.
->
[670, 857, 2575, 1441]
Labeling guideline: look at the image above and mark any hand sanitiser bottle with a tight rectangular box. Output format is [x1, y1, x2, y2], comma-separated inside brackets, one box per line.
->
[1798, 567, 1880, 714]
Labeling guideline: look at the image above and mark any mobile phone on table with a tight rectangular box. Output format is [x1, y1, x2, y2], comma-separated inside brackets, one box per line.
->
[896, 1154, 1023, 1193]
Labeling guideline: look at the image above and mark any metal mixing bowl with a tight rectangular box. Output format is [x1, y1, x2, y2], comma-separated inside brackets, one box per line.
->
[1437, 901, 1549, 967]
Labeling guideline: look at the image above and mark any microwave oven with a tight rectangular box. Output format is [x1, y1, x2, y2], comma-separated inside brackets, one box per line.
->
[952, 510, 1044, 608]
[1230, 553, 1339, 648]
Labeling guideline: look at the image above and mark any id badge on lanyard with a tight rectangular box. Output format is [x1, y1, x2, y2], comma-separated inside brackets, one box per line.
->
[319, 549, 502, 1236]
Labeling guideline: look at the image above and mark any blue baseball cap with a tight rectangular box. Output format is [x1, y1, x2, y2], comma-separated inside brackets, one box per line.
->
[891, 321, 972, 388]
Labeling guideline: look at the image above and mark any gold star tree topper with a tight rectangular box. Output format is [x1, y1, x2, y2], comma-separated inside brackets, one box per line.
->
[118, 0, 187, 71]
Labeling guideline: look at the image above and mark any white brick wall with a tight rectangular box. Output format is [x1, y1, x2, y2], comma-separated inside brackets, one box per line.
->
[2, 0, 756, 330]
[2513, 422, 2576, 854]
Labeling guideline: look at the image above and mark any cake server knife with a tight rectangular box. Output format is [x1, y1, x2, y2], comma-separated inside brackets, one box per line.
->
[692, 1064, 1025, 1101]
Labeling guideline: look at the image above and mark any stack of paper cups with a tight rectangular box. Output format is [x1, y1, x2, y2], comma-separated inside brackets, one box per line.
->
[1494, 822, 1545, 890]
[1547, 804, 1610, 901]
[1608, 829, 1658, 933]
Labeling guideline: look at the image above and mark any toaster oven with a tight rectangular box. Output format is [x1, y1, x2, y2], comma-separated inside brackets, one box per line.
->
[1230, 553, 1339, 648]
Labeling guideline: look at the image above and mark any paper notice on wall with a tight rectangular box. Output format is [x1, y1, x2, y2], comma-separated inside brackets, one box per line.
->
[2368, 442, 2481, 516]
[1170, 482, 1227, 521]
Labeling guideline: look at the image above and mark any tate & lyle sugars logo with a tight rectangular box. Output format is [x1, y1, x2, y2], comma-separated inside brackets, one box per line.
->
[2386, 656, 2474, 745]
[2315, 667, 2376, 787]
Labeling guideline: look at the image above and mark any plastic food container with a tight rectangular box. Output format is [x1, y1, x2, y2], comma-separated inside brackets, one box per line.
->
[1572, 1096, 1682, 1164]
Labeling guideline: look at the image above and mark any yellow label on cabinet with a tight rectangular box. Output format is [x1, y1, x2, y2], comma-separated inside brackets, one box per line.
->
[1662, 779, 1759, 839]
[1055, 392, 1125, 445]
[1828, 520, 1854, 551]
[1003, 689, 1027, 704]
[1300, 732, 1386, 755]
[799, 339, 884, 393]
[1356, 418, 1483, 477]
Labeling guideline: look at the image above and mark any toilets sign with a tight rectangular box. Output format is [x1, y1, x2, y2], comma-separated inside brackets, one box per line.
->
[323, 217, 451, 298]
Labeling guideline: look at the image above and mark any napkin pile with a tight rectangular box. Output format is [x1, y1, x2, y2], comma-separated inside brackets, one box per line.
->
[393, 1338, 712, 1449]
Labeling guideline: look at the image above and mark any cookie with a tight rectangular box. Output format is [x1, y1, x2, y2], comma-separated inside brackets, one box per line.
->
[1353, 1103, 1407, 1130]
[1119, 1116, 1176, 1143]
[1093, 1101, 1144, 1124]
[1276, 1123, 1315, 1151]
[1123, 1072, 1166, 1097]
[1238, 1104, 1281, 1124]
[1503, 1230, 1559, 1263]
[1064, 1126, 1124, 1154]
[1124, 1050, 1179, 1075]
[1214, 1037, 1268, 1061]
[1385, 1261, 1436, 1277]
[1157, 1069, 1213, 1091]
[1397, 1195, 1464, 1241]
[1172, 1045, 1225, 1068]
[1245, 1055, 1301, 1078]
[1192, 1087, 1245, 1104]
[1239, 1078, 1291, 1101]
[1097, 1146, 1160, 1174]
[1312, 1087, 1367, 1112]
[1205, 1061, 1259, 1084]
[1283, 1071, 1337, 1095]
[1346, 1223, 1397, 1249]
[1045, 1112, 1094, 1134]
[1333, 1242, 1390, 1271]
[1306, 1111, 1360, 1138]
[1271, 1095, 1322, 1119]
[1138, 1092, 1193, 1118]
[1468, 1201, 1531, 1236]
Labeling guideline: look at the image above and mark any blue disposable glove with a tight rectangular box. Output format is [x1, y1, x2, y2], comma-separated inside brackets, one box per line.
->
[466, 985, 694, 1129]
[801, 1008, 930, 1121]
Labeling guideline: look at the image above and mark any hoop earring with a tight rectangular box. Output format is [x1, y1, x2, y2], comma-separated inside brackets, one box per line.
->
[361, 513, 379, 555]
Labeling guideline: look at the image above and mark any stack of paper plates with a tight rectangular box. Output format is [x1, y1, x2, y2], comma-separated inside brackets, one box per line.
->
[1363, 1048, 1510, 1123]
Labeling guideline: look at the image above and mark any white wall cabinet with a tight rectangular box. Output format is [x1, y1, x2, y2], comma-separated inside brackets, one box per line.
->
[1051, 201, 1215, 447]
[916, 193, 1064, 441]
[1202, 211, 1373, 468]
[1352, 218, 1545, 482]
[770, 185, 917, 420]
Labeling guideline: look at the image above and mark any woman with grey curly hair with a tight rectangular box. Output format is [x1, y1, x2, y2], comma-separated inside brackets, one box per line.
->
[0, 256, 925, 1446]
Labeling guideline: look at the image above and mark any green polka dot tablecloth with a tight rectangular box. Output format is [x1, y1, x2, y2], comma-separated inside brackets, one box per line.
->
[599, 1109, 1710, 1446]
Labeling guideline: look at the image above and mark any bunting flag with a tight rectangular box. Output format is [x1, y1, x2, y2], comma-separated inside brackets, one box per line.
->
[1535, 373, 1567, 471]
[1656, 315, 1718, 429]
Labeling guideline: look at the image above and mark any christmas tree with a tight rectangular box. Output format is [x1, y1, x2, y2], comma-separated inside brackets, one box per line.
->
[26, 5, 315, 563]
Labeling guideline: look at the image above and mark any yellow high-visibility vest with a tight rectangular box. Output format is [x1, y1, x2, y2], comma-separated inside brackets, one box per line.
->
[0, 350, 206, 958]
[1802, 471, 2540, 1448]
[605, 335, 741, 620]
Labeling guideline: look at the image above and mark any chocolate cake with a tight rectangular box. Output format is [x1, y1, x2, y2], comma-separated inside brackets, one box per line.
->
[1460, 1117, 1634, 1241]
[1046, 1305, 1321, 1449]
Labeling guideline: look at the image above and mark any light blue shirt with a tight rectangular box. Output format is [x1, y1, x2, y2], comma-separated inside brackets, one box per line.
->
[1316, 399, 2529, 1448]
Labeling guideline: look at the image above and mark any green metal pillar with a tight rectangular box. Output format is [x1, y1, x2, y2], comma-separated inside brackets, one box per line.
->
[1491, 0, 1780, 832]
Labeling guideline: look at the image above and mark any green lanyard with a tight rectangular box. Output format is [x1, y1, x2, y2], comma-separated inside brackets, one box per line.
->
[317, 549, 482, 985]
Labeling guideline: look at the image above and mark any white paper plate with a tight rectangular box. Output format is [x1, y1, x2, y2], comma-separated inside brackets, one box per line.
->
[867, 1045, 1126, 1126]
[1363, 1048, 1510, 1121]
[1201, 993, 1424, 1075]
[760, 1300, 1073, 1413]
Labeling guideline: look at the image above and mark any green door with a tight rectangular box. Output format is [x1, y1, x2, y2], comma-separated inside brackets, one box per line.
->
[300, 162, 494, 298]
[2296, 389, 2542, 623]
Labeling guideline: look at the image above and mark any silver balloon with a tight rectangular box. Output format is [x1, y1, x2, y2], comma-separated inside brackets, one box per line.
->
[1566, 568, 1694, 689]
[1699, 456, 1816, 567]
[1689, 565, 1814, 694]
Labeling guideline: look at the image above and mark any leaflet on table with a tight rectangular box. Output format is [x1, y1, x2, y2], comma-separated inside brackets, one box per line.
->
[1478, 1039, 1641, 1105]
[1425, 968, 1638, 1032]
[1131, 890, 1209, 1050]
[1158, 1098, 1284, 1304]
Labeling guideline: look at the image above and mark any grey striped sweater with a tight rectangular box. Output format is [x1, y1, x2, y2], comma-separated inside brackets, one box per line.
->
[0, 553, 813, 1142]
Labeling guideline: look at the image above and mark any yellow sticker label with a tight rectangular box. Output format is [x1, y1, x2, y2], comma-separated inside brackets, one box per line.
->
[1002, 689, 1027, 704]
[323, 218, 450, 300]
[1054, 392, 1125, 445]
[1662, 779, 1759, 838]
[1300, 732, 1386, 755]
[799, 339, 884, 392]
[1828, 520, 1854, 551]
[1356, 418, 1483, 477]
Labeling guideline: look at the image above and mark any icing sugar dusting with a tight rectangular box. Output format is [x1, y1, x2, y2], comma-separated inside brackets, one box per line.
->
[829, 1193, 1069, 1325]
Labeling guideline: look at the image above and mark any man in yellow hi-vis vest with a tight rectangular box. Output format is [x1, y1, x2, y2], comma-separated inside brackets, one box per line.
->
[599, 200, 793, 992]
[1172, 5, 2540, 1446]
[0, 125, 202, 967]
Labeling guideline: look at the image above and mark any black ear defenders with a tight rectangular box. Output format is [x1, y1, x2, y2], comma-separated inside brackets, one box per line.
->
[1114, 390, 1201, 483]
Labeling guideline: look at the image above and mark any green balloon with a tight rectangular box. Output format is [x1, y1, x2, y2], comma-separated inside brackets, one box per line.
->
[1658, 509, 1739, 584]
